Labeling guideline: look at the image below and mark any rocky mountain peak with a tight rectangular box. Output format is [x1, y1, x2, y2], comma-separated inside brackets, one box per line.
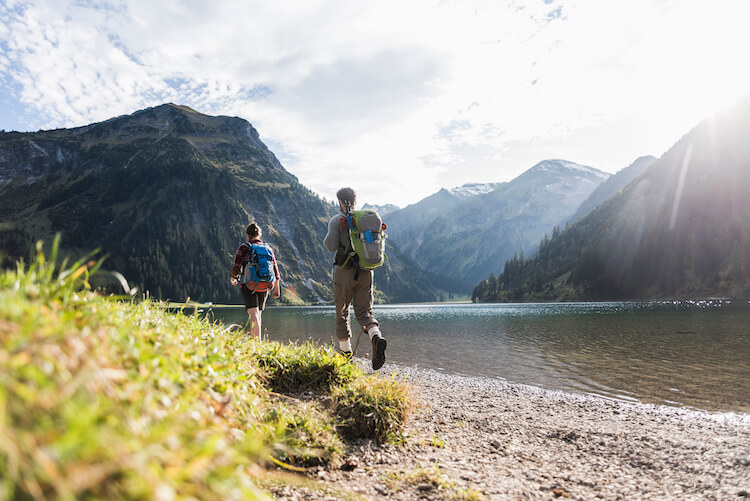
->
[82, 103, 265, 148]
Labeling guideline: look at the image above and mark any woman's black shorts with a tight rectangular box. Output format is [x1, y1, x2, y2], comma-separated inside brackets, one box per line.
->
[241, 286, 269, 311]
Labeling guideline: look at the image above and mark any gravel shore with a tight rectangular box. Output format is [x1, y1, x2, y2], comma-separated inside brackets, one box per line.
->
[268, 361, 750, 500]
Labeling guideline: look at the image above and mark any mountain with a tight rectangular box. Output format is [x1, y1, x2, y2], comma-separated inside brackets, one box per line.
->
[473, 100, 750, 301]
[383, 182, 505, 250]
[385, 160, 609, 290]
[384, 188, 471, 251]
[0, 104, 440, 304]
[568, 155, 656, 223]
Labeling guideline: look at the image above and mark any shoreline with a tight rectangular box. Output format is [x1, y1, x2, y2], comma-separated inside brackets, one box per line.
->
[271, 361, 750, 500]
[408, 366, 750, 423]
[395, 365, 750, 425]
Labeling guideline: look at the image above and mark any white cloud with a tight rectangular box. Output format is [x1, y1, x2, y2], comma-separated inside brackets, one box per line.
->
[1, 0, 750, 206]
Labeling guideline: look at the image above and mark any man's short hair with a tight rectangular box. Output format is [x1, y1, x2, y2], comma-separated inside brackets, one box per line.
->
[336, 187, 357, 206]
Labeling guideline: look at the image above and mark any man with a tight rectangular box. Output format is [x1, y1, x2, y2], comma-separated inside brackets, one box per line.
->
[230, 222, 281, 339]
[324, 187, 387, 370]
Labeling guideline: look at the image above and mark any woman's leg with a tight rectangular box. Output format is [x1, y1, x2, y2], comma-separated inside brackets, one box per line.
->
[241, 287, 267, 339]
[247, 307, 261, 339]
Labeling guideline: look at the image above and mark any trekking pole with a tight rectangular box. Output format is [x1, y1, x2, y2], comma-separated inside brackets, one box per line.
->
[353, 327, 364, 357]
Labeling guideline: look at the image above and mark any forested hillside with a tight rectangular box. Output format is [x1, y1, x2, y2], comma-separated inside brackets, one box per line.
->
[472, 100, 750, 302]
[0, 104, 441, 304]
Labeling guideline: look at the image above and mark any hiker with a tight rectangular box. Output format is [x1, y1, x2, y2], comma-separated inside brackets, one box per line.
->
[230, 222, 281, 339]
[324, 187, 387, 370]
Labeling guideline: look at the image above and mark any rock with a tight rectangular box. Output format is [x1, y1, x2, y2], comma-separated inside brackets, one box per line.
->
[341, 456, 358, 471]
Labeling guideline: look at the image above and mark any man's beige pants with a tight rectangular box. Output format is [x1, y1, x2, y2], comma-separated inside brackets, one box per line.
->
[333, 265, 378, 341]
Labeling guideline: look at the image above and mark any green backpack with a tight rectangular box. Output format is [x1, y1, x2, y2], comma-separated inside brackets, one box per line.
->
[344, 209, 387, 270]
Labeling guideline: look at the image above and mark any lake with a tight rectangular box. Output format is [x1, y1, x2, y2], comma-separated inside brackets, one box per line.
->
[204, 301, 750, 414]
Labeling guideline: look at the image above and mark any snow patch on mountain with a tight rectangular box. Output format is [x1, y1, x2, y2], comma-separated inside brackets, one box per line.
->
[449, 182, 502, 198]
[361, 203, 400, 216]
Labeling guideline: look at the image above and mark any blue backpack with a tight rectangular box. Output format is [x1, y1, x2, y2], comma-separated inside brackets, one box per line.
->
[241, 242, 276, 291]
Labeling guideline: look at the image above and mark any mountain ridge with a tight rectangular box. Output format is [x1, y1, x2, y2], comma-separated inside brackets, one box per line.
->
[0, 103, 443, 304]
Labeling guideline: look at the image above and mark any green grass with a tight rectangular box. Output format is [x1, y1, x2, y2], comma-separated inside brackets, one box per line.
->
[251, 341, 359, 394]
[429, 435, 446, 448]
[333, 376, 412, 443]
[0, 238, 412, 500]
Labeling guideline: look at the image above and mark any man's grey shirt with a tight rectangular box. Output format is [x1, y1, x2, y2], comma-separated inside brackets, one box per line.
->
[324, 213, 349, 253]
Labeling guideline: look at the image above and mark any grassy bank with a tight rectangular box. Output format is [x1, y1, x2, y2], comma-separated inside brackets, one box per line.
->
[0, 241, 411, 500]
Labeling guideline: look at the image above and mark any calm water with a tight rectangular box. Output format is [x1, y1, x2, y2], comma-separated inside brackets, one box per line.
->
[204, 301, 750, 414]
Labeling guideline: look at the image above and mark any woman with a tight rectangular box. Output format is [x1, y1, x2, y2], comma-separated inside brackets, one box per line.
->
[230, 223, 281, 338]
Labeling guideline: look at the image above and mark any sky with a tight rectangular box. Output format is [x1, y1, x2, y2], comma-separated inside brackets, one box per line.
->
[1, 0, 749, 208]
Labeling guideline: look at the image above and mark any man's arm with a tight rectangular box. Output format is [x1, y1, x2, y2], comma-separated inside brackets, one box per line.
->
[323, 216, 341, 253]
[272, 255, 281, 298]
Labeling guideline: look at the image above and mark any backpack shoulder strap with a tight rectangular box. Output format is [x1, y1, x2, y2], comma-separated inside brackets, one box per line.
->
[243, 241, 258, 262]
[341, 211, 361, 274]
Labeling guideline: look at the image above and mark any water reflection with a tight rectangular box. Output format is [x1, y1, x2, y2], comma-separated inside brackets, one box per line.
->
[205, 301, 750, 413]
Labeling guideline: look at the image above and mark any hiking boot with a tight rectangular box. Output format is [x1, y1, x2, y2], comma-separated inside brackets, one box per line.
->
[340, 350, 353, 361]
[371, 335, 387, 370]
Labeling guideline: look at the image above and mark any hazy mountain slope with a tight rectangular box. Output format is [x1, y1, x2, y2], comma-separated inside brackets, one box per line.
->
[569, 155, 656, 223]
[473, 100, 750, 301]
[0, 104, 439, 304]
[386, 161, 609, 290]
[385, 188, 471, 255]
